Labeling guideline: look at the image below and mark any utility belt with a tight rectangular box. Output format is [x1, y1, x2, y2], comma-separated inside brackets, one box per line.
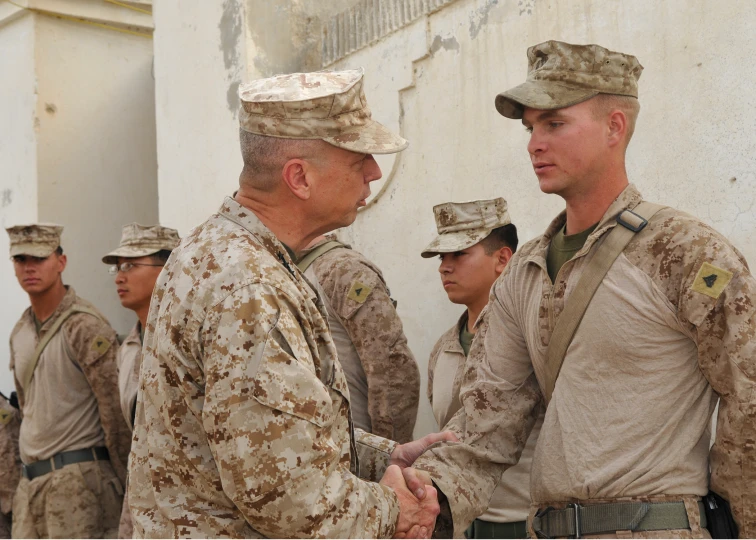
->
[22, 446, 109, 481]
[531, 498, 705, 538]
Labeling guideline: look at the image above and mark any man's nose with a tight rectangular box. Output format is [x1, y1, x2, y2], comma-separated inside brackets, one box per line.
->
[527, 129, 546, 156]
[364, 155, 382, 183]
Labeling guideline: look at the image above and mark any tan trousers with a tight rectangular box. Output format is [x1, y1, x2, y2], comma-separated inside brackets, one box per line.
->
[117, 478, 133, 539]
[12, 460, 123, 539]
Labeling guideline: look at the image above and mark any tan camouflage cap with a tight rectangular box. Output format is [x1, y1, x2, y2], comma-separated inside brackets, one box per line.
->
[495, 40, 643, 119]
[6, 223, 63, 258]
[102, 223, 180, 264]
[421, 198, 511, 258]
[238, 68, 408, 155]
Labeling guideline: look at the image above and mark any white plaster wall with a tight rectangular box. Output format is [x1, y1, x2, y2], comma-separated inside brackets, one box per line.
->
[153, 0, 246, 235]
[0, 13, 38, 396]
[330, 0, 756, 436]
[35, 16, 159, 336]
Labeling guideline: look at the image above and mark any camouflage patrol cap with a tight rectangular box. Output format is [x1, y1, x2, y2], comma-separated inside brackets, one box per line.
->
[102, 223, 180, 264]
[6, 223, 63, 258]
[421, 198, 511, 258]
[238, 68, 408, 154]
[495, 40, 643, 119]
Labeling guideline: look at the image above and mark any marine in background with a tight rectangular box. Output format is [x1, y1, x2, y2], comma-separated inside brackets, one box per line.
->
[7, 223, 130, 538]
[298, 234, 421, 443]
[0, 392, 21, 539]
[101, 222, 180, 538]
[421, 198, 543, 539]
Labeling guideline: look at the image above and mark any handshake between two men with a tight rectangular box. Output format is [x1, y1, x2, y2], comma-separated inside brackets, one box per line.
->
[380, 431, 459, 539]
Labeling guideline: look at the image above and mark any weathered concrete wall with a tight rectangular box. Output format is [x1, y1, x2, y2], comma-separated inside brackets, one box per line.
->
[0, 13, 38, 396]
[35, 15, 159, 338]
[152, 0, 756, 437]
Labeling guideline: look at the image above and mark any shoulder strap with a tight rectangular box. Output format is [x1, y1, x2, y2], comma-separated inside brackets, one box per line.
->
[21, 306, 102, 391]
[296, 240, 344, 273]
[539, 202, 665, 404]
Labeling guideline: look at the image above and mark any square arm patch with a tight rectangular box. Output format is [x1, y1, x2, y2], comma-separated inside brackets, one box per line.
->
[691, 262, 733, 299]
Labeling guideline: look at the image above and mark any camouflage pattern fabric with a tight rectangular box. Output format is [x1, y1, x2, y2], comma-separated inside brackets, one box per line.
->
[9, 287, 132, 484]
[118, 478, 133, 539]
[421, 198, 511, 258]
[12, 461, 122, 538]
[5, 223, 63, 258]
[0, 396, 20, 539]
[129, 197, 400, 538]
[414, 184, 756, 538]
[495, 40, 643, 119]
[238, 68, 408, 155]
[102, 223, 180, 264]
[306, 238, 420, 443]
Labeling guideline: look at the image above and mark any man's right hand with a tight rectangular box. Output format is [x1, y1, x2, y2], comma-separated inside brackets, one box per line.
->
[380, 464, 440, 539]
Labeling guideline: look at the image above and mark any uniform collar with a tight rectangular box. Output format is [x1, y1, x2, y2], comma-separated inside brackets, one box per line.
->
[123, 322, 142, 345]
[524, 183, 644, 267]
[441, 312, 469, 355]
[218, 197, 298, 278]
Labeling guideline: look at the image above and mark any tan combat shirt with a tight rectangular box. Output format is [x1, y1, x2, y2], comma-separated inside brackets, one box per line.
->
[428, 313, 542, 524]
[9, 287, 131, 482]
[0, 395, 21, 516]
[117, 323, 141, 430]
[415, 184, 756, 537]
[304, 239, 420, 443]
[129, 197, 400, 538]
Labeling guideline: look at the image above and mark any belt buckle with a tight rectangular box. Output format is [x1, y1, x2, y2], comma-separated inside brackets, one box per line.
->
[567, 502, 582, 539]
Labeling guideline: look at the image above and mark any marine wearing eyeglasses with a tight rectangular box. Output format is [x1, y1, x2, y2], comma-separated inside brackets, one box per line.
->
[101, 222, 180, 539]
[5, 223, 130, 538]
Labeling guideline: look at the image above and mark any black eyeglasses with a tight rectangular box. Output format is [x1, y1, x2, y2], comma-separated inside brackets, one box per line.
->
[108, 262, 164, 275]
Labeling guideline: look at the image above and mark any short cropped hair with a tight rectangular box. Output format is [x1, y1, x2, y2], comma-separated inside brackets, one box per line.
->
[151, 249, 173, 264]
[239, 129, 318, 191]
[55, 246, 63, 256]
[591, 94, 640, 148]
[480, 224, 518, 255]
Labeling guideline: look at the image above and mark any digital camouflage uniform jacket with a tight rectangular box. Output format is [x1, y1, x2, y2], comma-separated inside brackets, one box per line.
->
[129, 197, 400, 538]
[305, 239, 420, 443]
[414, 184, 756, 538]
[9, 287, 131, 483]
[0, 394, 21, 531]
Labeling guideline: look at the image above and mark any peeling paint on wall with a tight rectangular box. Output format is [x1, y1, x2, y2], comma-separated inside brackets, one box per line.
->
[430, 34, 460, 55]
[469, 0, 499, 39]
[219, 0, 243, 114]
[1, 189, 12, 207]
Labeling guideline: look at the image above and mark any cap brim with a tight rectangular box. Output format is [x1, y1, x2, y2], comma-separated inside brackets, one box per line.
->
[323, 118, 408, 155]
[495, 80, 599, 119]
[420, 229, 492, 258]
[102, 246, 161, 264]
[10, 244, 56, 258]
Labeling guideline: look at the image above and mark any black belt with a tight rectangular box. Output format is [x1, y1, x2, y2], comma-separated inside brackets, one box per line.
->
[532, 500, 706, 538]
[22, 447, 109, 480]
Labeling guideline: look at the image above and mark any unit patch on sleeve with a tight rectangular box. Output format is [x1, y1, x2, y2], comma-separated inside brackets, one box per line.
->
[347, 280, 373, 304]
[91, 336, 112, 355]
[691, 262, 733, 300]
[0, 409, 11, 425]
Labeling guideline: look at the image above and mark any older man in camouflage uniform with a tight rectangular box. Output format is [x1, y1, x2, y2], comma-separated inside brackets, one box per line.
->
[298, 235, 420, 443]
[7, 224, 131, 538]
[413, 41, 756, 538]
[102, 223, 180, 538]
[129, 68, 449, 538]
[0, 392, 21, 538]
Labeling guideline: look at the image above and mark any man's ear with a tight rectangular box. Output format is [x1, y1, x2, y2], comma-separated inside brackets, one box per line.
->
[495, 246, 513, 275]
[281, 158, 313, 201]
[57, 254, 67, 273]
[607, 109, 628, 148]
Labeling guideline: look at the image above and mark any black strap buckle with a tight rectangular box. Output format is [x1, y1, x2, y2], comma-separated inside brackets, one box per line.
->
[567, 502, 582, 539]
[616, 210, 648, 233]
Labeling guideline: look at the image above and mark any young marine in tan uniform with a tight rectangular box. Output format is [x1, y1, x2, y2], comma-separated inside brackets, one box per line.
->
[6, 224, 131, 538]
[414, 41, 756, 538]
[298, 235, 420, 443]
[0, 393, 21, 538]
[101, 223, 180, 538]
[421, 198, 543, 539]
